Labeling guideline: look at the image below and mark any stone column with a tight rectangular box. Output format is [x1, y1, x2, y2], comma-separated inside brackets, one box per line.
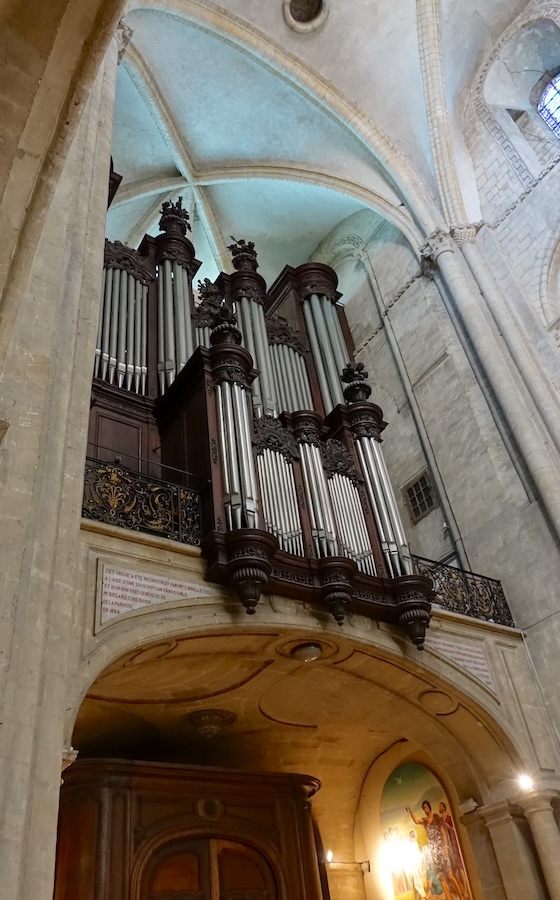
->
[478, 801, 548, 900]
[326, 861, 367, 900]
[421, 229, 560, 545]
[518, 791, 560, 898]
[0, 30, 121, 900]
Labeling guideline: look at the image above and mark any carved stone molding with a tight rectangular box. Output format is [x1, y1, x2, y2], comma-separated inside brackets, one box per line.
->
[252, 416, 299, 459]
[420, 229, 455, 263]
[116, 20, 133, 63]
[104, 239, 154, 284]
[450, 222, 485, 246]
[61, 746, 78, 785]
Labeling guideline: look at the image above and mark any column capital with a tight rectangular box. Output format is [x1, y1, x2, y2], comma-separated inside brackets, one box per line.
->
[517, 789, 560, 817]
[450, 222, 485, 246]
[61, 746, 78, 785]
[419, 228, 455, 263]
[477, 799, 525, 827]
[116, 19, 134, 63]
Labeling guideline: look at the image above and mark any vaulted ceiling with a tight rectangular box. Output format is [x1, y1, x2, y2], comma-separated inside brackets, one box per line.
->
[109, 0, 529, 288]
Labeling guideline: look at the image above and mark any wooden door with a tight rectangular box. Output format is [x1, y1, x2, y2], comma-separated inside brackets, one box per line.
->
[143, 838, 278, 900]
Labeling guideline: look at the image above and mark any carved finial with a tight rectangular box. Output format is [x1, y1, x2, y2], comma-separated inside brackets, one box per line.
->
[159, 196, 192, 237]
[341, 361, 372, 403]
[209, 304, 242, 345]
[197, 278, 221, 305]
[228, 236, 258, 272]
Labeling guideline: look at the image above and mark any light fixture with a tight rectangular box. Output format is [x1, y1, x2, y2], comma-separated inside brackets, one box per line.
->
[326, 850, 333, 863]
[291, 642, 323, 662]
[518, 774, 533, 790]
[184, 709, 237, 738]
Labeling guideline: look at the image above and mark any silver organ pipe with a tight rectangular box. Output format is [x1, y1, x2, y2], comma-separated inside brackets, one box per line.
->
[298, 437, 338, 558]
[236, 295, 277, 417]
[327, 473, 376, 576]
[322, 294, 348, 373]
[173, 260, 188, 373]
[94, 268, 106, 379]
[125, 272, 135, 390]
[95, 258, 148, 395]
[182, 265, 195, 360]
[215, 377, 260, 532]
[254, 426, 304, 555]
[309, 292, 345, 409]
[302, 300, 333, 411]
[355, 436, 411, 577]
[157, 265, 165, 394]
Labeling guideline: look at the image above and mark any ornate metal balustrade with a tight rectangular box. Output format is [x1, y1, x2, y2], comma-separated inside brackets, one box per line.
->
[413, 555, 514, 627]
[82, 458, 202, 546]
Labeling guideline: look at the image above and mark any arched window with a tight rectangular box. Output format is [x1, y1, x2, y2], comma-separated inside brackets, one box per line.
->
[538, 72, 560, 137]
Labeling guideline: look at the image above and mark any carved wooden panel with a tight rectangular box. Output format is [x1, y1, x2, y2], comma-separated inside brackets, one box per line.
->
[55, 760, 322, 900]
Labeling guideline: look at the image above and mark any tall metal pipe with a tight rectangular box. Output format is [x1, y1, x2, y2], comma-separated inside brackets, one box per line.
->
[182, 265, 195, 359]
[100, 266, 113, 382]
[140, 284, 147, 394]
[310, 292, 344, 406]
[302, 301, 333, 411]
[173, 260, 188, 373]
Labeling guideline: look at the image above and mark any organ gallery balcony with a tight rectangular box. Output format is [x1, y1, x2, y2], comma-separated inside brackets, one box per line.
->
[84, 200, 515, 647]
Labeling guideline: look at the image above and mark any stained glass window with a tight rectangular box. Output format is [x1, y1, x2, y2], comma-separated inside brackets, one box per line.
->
[538, 74, 560, 137]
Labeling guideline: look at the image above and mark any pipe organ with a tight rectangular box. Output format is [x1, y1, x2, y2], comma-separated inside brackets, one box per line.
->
[88, 199, 432, 646]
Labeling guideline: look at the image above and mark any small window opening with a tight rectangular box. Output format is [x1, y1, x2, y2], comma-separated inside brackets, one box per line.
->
[289, 0, 322, 22]
[403, 473, 436, 524]
[538, 73, 560, 137]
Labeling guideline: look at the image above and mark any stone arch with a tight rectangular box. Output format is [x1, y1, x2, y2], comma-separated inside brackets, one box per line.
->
[66, 616, 541, 805]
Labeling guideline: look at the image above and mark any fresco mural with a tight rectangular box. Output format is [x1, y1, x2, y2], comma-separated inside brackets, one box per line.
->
[380, 763, 471, 900]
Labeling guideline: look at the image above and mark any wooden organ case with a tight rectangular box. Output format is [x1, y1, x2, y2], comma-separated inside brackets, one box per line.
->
[85, 198, 433, 647]
[55, 760, 323, 900]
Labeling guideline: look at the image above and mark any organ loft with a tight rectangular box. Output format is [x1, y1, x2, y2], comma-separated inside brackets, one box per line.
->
[85, 197, 433, 646]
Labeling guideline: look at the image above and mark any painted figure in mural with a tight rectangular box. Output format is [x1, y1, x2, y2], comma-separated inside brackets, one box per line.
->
[407, 830, 427, 899]
[438, 803, 469, 898]
[406, 802, 463, 900]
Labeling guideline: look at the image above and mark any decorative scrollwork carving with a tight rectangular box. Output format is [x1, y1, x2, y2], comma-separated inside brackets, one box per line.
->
[292, 412, 322, 445]
[322, 439, 361, 486]
[266, 315, 308, 353]
[197, 277, 222, 307]
[413, 555, 514, 627]
[252, 416, 299, 459]
[349, 413, 382, 441]
[298, 279, 336, 302]
[82, 461, 201, 546]
[271, 567, 313, 585]
[104, 240, 154, 285]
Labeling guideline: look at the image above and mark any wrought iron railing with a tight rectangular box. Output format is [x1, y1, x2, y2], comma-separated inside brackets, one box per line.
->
[413, 555, 515, 627]
[82, 457, 202, 546]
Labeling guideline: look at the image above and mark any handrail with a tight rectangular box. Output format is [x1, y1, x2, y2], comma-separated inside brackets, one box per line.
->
[413, 554, 514, 627]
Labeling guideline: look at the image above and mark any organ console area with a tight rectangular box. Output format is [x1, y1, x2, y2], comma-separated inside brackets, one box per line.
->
[86, 198, 433, 647]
